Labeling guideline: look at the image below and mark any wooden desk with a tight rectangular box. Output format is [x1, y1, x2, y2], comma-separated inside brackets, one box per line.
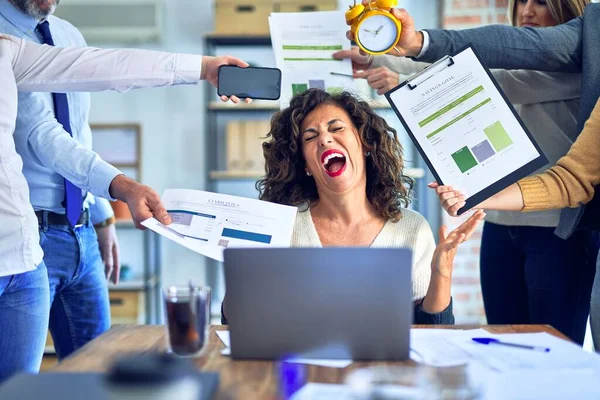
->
[52, 325, 568, 399]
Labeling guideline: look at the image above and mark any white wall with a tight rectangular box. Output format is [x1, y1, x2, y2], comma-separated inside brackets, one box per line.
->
[86, 0, 440, 292]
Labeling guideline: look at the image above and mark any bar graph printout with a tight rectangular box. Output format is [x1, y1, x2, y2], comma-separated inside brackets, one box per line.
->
[142, 189, 297, 261]
[386, 46, 547, 213]
[269, 11, 355, 108]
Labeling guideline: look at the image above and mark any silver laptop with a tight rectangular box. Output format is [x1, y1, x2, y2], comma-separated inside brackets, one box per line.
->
[223, 247, 413, 361]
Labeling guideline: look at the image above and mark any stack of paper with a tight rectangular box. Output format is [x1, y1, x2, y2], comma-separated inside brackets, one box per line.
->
[268, 11, 355, 108]
[410, 328, 476, 366]
[482, 368, 600, 399]
[447, 331, 600, 372]
[411, 329, 600, 399]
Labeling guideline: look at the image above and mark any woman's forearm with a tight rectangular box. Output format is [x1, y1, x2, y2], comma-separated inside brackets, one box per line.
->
[421, 272, 451, 314]
[517, 100, 600, 210]
[478, 183, 525, 211]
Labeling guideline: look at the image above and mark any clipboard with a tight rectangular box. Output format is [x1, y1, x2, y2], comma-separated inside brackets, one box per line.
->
[385, 44, 548, 215]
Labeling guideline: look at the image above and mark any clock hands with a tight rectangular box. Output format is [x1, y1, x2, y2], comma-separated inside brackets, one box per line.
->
[363, 24, 386, 37]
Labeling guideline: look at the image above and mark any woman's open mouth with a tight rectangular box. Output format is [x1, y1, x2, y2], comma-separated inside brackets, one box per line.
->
[321, 149, 347, 177]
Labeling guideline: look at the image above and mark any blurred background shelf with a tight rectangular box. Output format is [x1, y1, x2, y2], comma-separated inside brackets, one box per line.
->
[208, 102, 279, 111]
[204, 33, 272, 46]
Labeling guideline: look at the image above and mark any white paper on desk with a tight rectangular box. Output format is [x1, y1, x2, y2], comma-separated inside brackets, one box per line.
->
[216, 331, 352, 368]
[141, 189, 297, 262]
[290, 383, 354, 400]
[269, 11, 355, 108]
[448, 332, 600, 372]
[482, 368, 600, 400]
[290, 383, 424, 400]
[409, 328, 488, 367]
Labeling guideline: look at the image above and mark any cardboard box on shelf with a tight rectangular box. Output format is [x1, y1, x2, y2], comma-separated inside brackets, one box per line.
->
[226, 121, 244, 170]
[215, 1, 275, 35]
[225, 120, 269, 173]
[109, 290, 145, 325]
[243, 121, 269, 171]
[277, 0, 337, 12]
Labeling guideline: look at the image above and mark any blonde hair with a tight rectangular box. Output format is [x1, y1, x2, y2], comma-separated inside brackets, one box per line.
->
[507, 0, 588, 26]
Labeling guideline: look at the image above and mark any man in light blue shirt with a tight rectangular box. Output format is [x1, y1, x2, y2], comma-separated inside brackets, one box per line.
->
[0, 0, 122, 359]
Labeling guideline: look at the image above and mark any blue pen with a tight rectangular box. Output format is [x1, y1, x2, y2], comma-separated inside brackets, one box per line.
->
[472, 337, 550, 352]
[279, 356, 307, 399]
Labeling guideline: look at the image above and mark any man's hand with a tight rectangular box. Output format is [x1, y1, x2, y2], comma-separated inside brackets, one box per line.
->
[201, 55, 252, 104]
[108, 175, 171, 230]
[347, 6, 424, 58]
[332, 46, 373, 72]
[96, 224, 120, 284]
[354, 66, 400, 95]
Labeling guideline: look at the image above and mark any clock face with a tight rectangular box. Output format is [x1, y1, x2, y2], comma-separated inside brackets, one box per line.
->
[356, 14, 398, 53]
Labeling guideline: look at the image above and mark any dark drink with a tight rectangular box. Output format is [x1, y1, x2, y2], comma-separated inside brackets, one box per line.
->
[164, 286, 211, 356]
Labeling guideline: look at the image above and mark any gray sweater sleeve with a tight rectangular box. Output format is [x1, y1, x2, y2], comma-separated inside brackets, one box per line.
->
[413, 297, 455, 325]
[420, 18, 582, 73]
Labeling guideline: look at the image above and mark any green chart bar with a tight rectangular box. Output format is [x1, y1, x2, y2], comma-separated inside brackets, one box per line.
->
[326, 86, 344, 95]
[452, 146, 478, 173]
[484, 121, 513, 151]
[292, 83, 308, 96]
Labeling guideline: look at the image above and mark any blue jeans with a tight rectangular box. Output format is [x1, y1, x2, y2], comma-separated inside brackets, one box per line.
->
[39, 215, 110, 360]
[480, 222, 599, 344]
[591, 254, 600, 351]
[0, 262, 50, 383]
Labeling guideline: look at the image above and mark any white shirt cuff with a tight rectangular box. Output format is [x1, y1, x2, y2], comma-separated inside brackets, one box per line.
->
[89, 162, 123, 201]
[416, 31, 431, 59]
[174, 54, 203, 85]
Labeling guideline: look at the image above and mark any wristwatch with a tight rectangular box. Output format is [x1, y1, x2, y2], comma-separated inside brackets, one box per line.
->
[94, 215, 116, 229]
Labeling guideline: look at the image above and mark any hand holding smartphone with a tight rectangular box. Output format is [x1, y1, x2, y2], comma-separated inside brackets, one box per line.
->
[217, 66, 282, 101]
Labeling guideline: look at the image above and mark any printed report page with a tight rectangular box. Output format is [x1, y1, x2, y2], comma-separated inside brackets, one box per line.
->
[141, 189, 298, 261]
[269, 11, 354, 108]
[388, 48, 541, 198]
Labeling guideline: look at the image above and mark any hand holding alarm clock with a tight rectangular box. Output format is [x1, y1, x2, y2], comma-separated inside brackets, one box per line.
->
[345, 0, 402, 55]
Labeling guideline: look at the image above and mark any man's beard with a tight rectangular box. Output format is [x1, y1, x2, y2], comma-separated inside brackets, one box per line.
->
[9, 0, 59, 19]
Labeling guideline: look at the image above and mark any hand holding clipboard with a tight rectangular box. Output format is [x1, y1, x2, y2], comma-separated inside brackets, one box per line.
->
[385, 45, 547, 215]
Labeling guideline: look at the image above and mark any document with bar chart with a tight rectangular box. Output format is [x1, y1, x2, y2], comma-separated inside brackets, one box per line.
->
[269, 11, 354, 108]
[386, 45, 547, 214]
[141, 189, 298, 261]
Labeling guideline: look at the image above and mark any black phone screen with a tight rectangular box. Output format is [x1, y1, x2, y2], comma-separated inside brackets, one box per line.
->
[217, 66, 282, 100]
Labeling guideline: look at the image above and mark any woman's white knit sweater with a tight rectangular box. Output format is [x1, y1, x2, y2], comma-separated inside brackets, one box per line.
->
[291, 208, 435, 301]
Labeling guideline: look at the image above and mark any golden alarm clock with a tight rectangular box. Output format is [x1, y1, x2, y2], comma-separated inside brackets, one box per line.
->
[345, 0, 402, 56]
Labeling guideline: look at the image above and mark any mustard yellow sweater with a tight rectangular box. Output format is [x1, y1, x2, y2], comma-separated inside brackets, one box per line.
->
[518, 98, 600, 210]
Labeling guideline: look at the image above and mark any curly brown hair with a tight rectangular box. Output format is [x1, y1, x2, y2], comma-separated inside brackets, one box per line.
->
[257, 89, 414, 222]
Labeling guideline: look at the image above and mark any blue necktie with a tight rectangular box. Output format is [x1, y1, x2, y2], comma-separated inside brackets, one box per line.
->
[37, 21, 83, 226]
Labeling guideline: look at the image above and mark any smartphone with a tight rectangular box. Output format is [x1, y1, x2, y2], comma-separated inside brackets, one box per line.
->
[217, 66, 282, 100]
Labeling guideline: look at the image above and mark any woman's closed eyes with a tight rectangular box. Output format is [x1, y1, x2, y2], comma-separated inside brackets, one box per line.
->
[302, 125, 344, 142]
